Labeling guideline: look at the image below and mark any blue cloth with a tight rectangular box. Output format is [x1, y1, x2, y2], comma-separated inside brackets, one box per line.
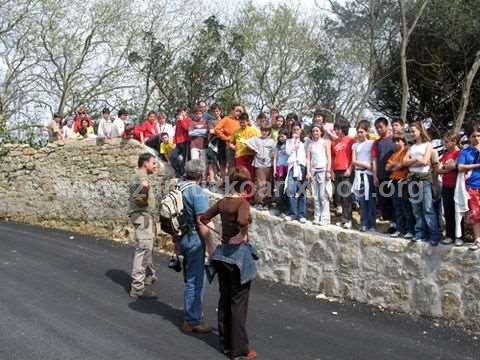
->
[178, 183, 209, 325]
[358, 174, 376, 229]
[374, 137, 395, 180]
[458, 146, 480, 189]
[409, 180, 441, 243]
[210, 243, 257, 285]
[286, 165, 307, 219]
[392, 180, 415, 234]
[276, 143, 289, 166]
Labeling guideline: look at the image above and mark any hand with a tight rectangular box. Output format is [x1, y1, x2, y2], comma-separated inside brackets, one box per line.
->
[229, 143, 236, 150]
[344, 168, 351, 177]
[373, 175, 379, 187]
[230, 232, 247, 245]
[326, 171, 332, 180]
[273, 168, 277, 178]
[331, 171, 335, 181]
[306, 173, 313, 182]
[142, 180, 150, 188]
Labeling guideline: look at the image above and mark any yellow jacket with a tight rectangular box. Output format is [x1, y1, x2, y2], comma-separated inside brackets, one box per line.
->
[232, 126, 260, 158]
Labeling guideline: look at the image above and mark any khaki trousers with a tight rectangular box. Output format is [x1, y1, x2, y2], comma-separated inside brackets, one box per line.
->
[255, 167, 272, 205]
[130, 212, 156, 291]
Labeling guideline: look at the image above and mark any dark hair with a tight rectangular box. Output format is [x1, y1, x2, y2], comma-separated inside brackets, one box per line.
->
[193, 105, 203, 114]
[147, 110, 157, 118]
[374, 117, 389, 127]
[79, 127, 87, 136]
[286, 113, 298, 123]
[356, 119, 370, 132]
[229, 166, 252, 193]
[334, 120, 349, 136]
[210, 103, 222, 112]
[257, 112, 267, 120]
[392, 118, 404, 126]
[409, 121, 431, 142]
[138, 153, 155, 168]
[277, 129, 289, 147]
[276, 115, 285, 123]
[102, 107, 110, 114]
[465, 122, 480, 138]
[118, 108, 128, 116]
[310, 124, 323, 137]
[231, 103, 242, 111]
[239, 112, 249, 121]
[160, 132, 169, 138]
[270, 108, 279, 114]
[393, 136, 407, 145]
[313, 109, 325, 119]
[443, 130, 460, 145]
[53, 112, 63, 120]
[260, 125, 272, 134]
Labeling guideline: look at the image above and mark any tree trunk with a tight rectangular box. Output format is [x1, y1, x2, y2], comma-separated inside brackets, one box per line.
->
[57, 83, 69, 115]
[454, 51, 480, 131]
[399, 39, 409, 121]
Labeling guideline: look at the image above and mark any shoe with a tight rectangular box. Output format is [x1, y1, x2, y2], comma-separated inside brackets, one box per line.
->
[233, 350, 257, 360]
[343, 221, 352, 230]
[469, 241, 480, 251]
[360, 226, 367, 232]
[387, 226, 397, 234]
[253, 204, 263, 210]
[144, 275, 158, 286]
[454, 238, 464, 247]
[129, 288, 158, 300]
[336, 206, 342, 216]
[283, 215, 293, 221]
[390, 231, 401, 238]
[181, 322, 212, 333]
[441, 238, 454, 245]
[168, 256, 182, 272]
[404, 232, 414, 240]
[298, 217, 307, 224]
[313, 217, 321, 225]
[335, 221, 344, 227]
[430, 241, 439, 247]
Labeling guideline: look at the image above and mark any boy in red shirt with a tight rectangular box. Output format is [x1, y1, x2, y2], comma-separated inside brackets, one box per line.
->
[438, 131, 463, 245]
[331, 120, 355, 229]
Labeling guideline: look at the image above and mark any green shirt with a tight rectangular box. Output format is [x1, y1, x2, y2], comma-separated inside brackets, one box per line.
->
[128, 169, 156, 216]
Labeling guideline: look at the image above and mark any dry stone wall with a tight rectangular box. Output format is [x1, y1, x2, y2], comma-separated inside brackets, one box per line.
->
[0, 141, 479, 329]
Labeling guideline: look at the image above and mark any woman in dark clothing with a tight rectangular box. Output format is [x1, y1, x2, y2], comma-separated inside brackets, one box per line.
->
[200, 167, 257, 360]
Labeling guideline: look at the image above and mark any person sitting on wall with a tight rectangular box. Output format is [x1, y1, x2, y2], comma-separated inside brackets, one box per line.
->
[73, 106, 94, 133]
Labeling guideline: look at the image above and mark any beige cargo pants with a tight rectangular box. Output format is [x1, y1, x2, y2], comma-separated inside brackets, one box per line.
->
[130, 212, 156, 291]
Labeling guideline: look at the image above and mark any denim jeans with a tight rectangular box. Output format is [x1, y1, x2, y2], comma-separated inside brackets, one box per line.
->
[275, 174, 288, 214]
[179, 231, 206, 326]
[311, 170, 330, 224]
[334, 170, 353, 222]
[286, 166, 307, 219]
[409, 180, 441, 243]
[392, 180, 415, 234]
[358, 174, 376, 229]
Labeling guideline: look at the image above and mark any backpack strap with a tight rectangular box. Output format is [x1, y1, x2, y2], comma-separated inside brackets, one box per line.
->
[177, 181, 196, 193]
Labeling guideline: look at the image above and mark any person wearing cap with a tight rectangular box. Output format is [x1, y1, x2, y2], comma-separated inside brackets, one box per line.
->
[73, 106, 94, 133]
[97, 107, 114, 138]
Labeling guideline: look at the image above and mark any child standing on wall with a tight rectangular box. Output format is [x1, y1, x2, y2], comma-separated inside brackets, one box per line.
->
[306, 125, 332, 225]
[352, 120, 376, 232]
[273, 129, 290, 216]
[245, 126, 276, 210]
[159, 132, 175, 163]
[331, 120, 355, 229]
[386, 135, 414, 239]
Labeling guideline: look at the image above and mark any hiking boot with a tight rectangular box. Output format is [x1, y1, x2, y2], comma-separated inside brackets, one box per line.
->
[233, 350, 257, 360]
[144, 275, 158, 286]
[181, 322, 212, 333]
[168, 256, 182, 272]
[129, 288, 158, 300]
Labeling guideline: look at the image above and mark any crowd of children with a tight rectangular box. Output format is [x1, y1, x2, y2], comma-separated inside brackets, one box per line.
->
[45, 102, 480, 250]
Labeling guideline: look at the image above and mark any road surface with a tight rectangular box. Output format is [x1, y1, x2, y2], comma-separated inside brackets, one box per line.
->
[0, 222, 478, 360]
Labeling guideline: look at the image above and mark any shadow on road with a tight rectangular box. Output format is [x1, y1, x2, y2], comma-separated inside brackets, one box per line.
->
[105, 269, 221, 355]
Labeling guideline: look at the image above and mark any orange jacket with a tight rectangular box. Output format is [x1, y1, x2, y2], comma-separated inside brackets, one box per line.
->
[214, 116, 240, 142]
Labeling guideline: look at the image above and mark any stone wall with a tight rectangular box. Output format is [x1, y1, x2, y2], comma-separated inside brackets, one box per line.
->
[0, 141, 479, 329]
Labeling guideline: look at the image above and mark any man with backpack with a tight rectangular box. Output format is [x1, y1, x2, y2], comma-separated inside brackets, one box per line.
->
[177, 159, 212, 333]
[128, 153, 158, 299]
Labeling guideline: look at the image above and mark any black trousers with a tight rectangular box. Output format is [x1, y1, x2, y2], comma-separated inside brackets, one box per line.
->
[378, 178, 394, 222]
[171, 142, 190, 177]
[442, 186, 463, 239]
[334, 170, 353, 222]
[216, 262, 251, 359]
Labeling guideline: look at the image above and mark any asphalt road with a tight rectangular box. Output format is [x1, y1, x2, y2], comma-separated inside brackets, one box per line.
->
[0, 222, 478, 360]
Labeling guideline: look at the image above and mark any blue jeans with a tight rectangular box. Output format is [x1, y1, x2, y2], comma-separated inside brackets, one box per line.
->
[179, 232, 206, 325]
[286, 166, 307, 219]
[358, 174, 376, 229]
[392, 180, 415, 234]
[409, 180, 441, 243]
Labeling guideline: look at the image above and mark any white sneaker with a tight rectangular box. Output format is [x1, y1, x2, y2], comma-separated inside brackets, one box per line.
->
[336, 206, 342, 215]
[404, 232, 414, 240]
[343, 221, 352, 230]
[284, 215, 293, 221]
[298, 217, 307, 224]
[469, 241, 480, 251]
[313, 217, 321, 225]
[441, 238, 454, 245]
[390, 231, 401, 238]
[454, 238, 464, 247]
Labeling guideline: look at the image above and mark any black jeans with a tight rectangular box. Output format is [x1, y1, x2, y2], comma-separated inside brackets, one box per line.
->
[216, 262, 251, 358]
[334, 170, 353, 222]
[171, 142, 190, 177]
[442, 186, 463, 239]
[377, 178, 394, 222]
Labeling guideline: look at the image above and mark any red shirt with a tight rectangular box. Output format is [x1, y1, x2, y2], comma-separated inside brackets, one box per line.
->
[174, 117, 192, 144]
[73, 115, 93, 132]
[441, 149, 460, 188]
[332, 136, 354, 171]
[133, 120, 159, 141]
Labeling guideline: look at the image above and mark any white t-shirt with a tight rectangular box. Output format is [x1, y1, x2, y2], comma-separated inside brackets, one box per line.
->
[409, 142, 431, 174]
[156, 122, 175, 139]
[245, 136, 276, 168]
[352, 140, 374, 175]
[309, 139, 328, 170]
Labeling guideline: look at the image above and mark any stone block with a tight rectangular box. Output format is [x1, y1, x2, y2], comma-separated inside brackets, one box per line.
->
[437, 265, 462, 285]
[303, 263, 321, 292]
[309, 240, 335, 265]
[441, 288, 463, 321]
[463, 276, 480, 301]
[403, 252, 426, 279]
[412, 280, 442, 317]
